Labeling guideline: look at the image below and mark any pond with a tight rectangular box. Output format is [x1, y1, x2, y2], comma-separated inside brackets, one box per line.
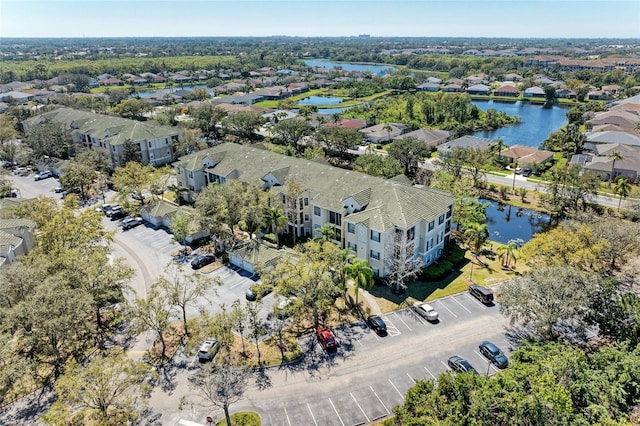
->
[303, 59, 396, 76]
[472, 100, 569, 148]
[483, 199, 554, 244]
[132, 84, 212, 98]
[298, 95, 345, 106]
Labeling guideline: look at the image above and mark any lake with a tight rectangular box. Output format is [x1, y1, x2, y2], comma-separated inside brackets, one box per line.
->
[298, 95, 345, 106]
[132, 84, 212, 98]
[303, 59, 396, 76]
[472, 100, 569, 148]
[483, 200, 554, 244]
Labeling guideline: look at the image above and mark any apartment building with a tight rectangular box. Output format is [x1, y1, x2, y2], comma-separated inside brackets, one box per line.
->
[173, 143, 454, 277]
[23, 107, 181, 168]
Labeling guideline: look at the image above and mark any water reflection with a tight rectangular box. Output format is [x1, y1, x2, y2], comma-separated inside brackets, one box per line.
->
[484, 200, 555, 244]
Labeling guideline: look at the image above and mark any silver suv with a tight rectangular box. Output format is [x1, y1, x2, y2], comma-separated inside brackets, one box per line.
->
[198, 338, 220, 362]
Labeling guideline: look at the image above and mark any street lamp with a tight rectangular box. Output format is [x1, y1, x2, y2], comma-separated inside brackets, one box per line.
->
[512, 161, 518, 191]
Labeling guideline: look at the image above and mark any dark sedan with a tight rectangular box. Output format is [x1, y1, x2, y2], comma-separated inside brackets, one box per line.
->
[479, 341, 509, 369]
[447, 356, 478, 375]
[366, 315, 387, 335]
[191, 255, 216, 270]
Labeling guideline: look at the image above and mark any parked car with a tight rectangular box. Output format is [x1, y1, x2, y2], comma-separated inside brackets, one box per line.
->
[366, 315, 387, 335]
[468, 284, 494, 305]
[479, 341, 509, 369]
[316, 326, 337, 351]
[54, 184, 65, 193]
[103, 204, 122, 217]
[522, 167, 532, 177]
[33, 170, 52, 181]
[109, 207, 127, 220]
[95, 203, 115, 213]
[122, 216, 143, 230]
[447, 355, 478, 375]
[412, 301, 439, 322]
[245, 287, 257, 301]
[191, 254, 216, 270]
[197, 338, 220, 362]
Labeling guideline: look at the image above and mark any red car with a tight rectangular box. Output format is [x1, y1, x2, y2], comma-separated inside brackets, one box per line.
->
[316, 327, 337, 351]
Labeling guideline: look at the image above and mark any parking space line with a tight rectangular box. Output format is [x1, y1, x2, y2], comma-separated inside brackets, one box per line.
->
[350, 392, 371, 423]
[388, 379, 405, 400]
[283, 407, 291, 426]
[441, 360, 450, 370]
[370, 385, 391, 415]
[406, 373, 416, 384]
[436, 300, 458, 318]
[452, 296, 472, 313]
[465, 293, 488, 309]
[328, 398, 345, 426]
[392, 312, 412, 331]
[383, 318, 401, 337]
[424, 366, 436, 379]
[306, 403, 318, 426]
[473, 350, 498, 374]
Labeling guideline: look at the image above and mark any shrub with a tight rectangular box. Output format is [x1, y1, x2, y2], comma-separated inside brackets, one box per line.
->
[422, 260, 453, 281]
[446, 245, 466, 266]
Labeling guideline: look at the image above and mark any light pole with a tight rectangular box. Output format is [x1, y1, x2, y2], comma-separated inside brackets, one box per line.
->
[512, 161, 518, 191]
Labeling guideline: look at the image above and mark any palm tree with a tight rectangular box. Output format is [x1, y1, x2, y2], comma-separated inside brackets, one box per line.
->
[167, 183, 189, 203]
[314, 223, 336, 244]
[614, 176, 631, 211]
[383, 122, 393, 143]
[262, 207, 287, 247]
[344, 258, 374, 308]
[497, 239, 521, 269]
[464, 222, 488, 281]
[608, 151, 623, 184]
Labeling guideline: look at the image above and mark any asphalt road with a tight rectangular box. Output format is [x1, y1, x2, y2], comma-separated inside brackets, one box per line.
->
[156, 292, 510, 426]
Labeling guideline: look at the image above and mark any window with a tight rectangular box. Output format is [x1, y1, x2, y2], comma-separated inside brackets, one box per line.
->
[372, 268, 379, 277]
[438, 214, 445, 225]
[304, 214, 309, 222]
[348, 242, 357, 251]
[347, 223, 355, 234]
[189, 185, 194, 191]
[447, 204, 453, 219]
[148, 141, 152, 148]
[188, 171, 193, 178]
[428, 221, 435, 231]
[370, 250, 380, 260]
[329, 211, 341, 226]
[371, 230, 380, 243]
[281, 194, 286, 204]
[304, 197, 309, 206]
[407, 227, 415, 241]
[314, 206, 321, 216]
[445, 220, 451, 233]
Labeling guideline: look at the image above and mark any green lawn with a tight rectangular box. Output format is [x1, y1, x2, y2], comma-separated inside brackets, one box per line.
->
[369, 242, 525, 313]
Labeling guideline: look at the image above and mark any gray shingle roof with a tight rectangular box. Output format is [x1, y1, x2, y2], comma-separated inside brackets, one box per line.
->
[183, 143, 454, 231]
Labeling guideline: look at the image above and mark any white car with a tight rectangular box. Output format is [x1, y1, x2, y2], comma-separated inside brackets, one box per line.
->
[412, 301, 439, 322]
[33, 170, 52, 181]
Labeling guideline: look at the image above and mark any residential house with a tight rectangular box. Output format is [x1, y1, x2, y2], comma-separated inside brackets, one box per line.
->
[395, 128, 451, 148]
[503, 73, 523, 82]
[494, 85, 520, 97]
[173, 143, 455, 277]
[583, 143, 640, 181]
[0, 91, 34, 103]
[588, 90, 614, 101]
[586, 131, 640, 147]
[499, 145, 554, 167]
[555, 88, 576, 99]
[442, 83, 464, 93]
[23, 107, 181, 168]
[323, 118, 368, 130]
[437, 135, 495, 157]
[523, 86, 546, 98]
[466, 84, 491, 95]
[99, 77, 125, 87]
[427, 77, 443, 84]
[360, 123, 410, 143]
[589, 109, 640, 132]
[417, 82, 440, 92]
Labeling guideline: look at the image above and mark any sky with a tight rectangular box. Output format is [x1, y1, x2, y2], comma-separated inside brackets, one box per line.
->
[1, 0, 639, 39]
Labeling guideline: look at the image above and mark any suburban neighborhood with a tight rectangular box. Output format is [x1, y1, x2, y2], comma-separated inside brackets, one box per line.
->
[1, 26, 640, 426]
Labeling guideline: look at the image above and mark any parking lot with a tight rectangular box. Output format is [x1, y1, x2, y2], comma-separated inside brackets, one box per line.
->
[255, 292, 510, 426]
